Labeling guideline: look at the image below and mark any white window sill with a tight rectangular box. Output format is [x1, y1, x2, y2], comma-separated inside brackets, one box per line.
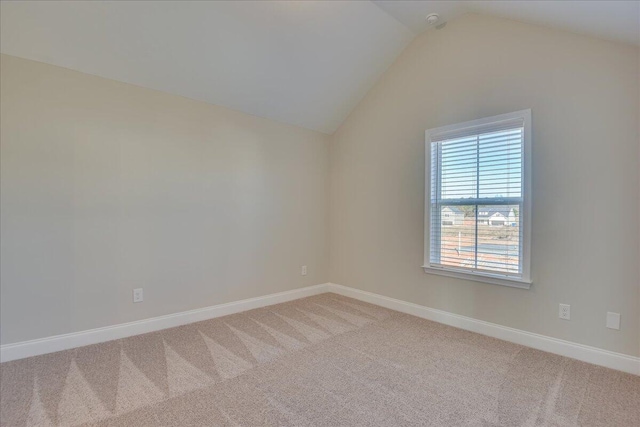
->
[422, 266, 531, 289]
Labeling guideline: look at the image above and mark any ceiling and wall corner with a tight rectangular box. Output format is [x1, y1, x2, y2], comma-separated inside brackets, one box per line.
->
[2, 1, 639, 135]
[0, 1, 414, 135]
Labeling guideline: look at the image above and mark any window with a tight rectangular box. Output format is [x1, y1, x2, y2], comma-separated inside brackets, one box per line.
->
[424, 110, 531, 288]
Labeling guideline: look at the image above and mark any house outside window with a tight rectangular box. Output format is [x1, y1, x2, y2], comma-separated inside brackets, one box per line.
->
[423, 110, 532, 289]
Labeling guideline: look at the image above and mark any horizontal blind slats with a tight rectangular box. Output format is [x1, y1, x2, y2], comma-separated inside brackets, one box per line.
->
[430, 123, 524, 276]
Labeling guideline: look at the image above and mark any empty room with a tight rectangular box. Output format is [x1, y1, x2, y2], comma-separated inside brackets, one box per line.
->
[1, 1, 639, 426]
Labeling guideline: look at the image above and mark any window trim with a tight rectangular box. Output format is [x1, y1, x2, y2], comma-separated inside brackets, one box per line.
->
[423, 110, 532, 289]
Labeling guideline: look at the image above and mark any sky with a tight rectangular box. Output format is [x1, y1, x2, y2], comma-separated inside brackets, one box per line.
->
[433, 128, 523, 201]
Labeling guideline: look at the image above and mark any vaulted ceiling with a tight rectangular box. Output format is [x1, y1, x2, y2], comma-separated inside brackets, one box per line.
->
[2, 1, 638, 134]
[374, 1, 640, 45]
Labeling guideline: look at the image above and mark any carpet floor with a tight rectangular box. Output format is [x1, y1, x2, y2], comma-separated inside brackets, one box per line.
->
[1, 293, 639, 426]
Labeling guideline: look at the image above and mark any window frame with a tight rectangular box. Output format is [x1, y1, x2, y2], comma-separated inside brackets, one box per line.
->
[423, 110, 532, 289]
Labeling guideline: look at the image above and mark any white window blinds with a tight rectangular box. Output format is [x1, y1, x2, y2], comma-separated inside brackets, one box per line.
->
[425, 111, 531, 286]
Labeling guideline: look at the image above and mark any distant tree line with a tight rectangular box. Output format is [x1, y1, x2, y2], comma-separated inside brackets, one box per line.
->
[460, 206, 476, 217]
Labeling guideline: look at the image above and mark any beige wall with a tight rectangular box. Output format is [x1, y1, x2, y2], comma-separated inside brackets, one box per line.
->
[0, 54, 329, 345]
[2, 14, 639, 358]
[329, 14, 640, 356]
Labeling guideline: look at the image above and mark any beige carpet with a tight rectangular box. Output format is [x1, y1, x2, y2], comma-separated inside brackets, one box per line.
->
[1, 293, 639, 426]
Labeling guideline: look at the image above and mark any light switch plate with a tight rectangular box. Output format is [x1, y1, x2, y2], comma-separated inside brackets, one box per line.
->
[606, 312, 620, 330]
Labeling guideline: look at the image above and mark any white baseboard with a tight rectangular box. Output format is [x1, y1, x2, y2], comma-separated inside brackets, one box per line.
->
[3, 282, 638, 376]
[327, 283, 640, 376]
[0, 283, 330, 363]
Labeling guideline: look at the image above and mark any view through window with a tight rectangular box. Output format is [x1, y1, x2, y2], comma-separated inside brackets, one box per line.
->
[428, 114, 528, 280]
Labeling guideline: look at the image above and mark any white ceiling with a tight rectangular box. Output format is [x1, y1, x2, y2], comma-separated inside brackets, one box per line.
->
[1, 1, 639, 135]
[0, 1, 413, 134]
[374, 1, 640, 46]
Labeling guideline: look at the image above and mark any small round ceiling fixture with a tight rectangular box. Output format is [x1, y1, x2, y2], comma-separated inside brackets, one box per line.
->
[425, 13, 440, 25]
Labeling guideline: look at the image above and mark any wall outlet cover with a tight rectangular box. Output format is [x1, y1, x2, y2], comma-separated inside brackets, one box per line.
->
[133, 288, 143, 303]
[559, 304, 570, 320]
[606, 312, 620, 330]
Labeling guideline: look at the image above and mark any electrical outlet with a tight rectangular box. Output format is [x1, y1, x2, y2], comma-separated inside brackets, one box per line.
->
[559, 304, 570, 320]
[606, 312, 620, 330]
[133, 288, 143, 303]
[301, 265, 307, 276]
